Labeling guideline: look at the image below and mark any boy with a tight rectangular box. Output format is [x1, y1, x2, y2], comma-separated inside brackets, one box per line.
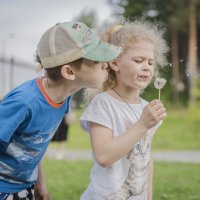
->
[0, 21, 121, 199]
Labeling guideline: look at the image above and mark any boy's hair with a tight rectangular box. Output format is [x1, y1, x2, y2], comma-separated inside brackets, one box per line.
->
[35, 54, 83, 80]
[36, 21, 122, 70]
[84, 18, 169, 103]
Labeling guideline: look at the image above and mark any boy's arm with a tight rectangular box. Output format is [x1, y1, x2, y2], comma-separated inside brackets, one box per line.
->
[147, 157, 153, 200]
[34, 160, 51, 200]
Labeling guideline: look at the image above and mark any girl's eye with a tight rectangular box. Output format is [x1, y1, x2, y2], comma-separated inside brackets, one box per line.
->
[134, 60, 142, 63]
[149, 62, 153, 66]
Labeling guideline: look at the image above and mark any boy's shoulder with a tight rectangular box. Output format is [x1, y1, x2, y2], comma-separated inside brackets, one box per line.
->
[3, 78, 39, 105]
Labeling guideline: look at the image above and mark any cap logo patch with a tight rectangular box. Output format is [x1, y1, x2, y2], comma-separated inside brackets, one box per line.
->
[72, 23, 82, 31]
[72, 23, 93, 45]
[82, 30, 92, 45]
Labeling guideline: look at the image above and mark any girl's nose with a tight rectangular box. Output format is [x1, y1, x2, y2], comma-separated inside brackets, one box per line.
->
[142, 61, 150, 71]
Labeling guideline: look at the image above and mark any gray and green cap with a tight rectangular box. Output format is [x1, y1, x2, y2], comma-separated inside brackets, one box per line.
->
[37, 21, 122, 68]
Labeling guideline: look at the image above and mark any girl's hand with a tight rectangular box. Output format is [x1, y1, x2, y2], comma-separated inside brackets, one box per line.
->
[138, 99, 167, 129]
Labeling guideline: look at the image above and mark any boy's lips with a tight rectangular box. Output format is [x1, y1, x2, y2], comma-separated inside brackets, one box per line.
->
[104, 71, 109, 80]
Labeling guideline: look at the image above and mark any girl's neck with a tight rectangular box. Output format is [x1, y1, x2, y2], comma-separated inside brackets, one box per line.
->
[110, 85, 141, 104]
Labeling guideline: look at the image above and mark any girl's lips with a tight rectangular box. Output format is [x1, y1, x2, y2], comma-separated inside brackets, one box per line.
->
[137, 75, 149, 81]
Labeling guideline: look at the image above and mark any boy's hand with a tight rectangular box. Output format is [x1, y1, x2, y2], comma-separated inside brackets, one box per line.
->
[35, 160, 51, 200]
[138, 99, 167, 129]
[34, 183, 51, 200]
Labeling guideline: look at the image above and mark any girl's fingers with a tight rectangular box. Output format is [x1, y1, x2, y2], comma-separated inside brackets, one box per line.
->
[159, 112, 167, 119]
[152, 103, 164, 111]
[149, 99, 161, 106]
[154, 107, 167, 120]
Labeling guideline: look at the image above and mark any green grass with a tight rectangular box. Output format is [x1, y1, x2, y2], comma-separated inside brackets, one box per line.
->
[153, 108, 200, 150]
[46, 107, 200, 199]
[43, 159, 200, 200]
[43, 159, 92, 200]
[154, 162, 200, 200]
[50, 108, 200, 151]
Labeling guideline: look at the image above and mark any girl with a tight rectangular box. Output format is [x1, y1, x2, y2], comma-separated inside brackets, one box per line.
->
[80, 19, 169, 200]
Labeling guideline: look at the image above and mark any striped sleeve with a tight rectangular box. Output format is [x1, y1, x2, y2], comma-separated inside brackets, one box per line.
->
[80, 95, 112, 133]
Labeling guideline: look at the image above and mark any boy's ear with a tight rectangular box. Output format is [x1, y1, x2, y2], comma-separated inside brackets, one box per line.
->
[108, 60, 120, 72]
[61, 65, 75, 80]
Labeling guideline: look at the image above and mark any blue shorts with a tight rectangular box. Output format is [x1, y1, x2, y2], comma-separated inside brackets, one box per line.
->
[0, 185, 34, 200]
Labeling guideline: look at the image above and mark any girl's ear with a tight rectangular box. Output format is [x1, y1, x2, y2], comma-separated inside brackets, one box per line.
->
[108, 60, 120, 72]
[61, 65, 75, 80]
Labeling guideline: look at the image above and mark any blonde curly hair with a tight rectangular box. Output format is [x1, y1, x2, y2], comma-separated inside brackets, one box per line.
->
[84, 17, 169, 104]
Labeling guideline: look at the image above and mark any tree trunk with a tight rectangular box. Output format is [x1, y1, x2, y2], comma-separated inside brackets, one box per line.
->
[171, 29, 180, 104]
[187, 0, 198, 104]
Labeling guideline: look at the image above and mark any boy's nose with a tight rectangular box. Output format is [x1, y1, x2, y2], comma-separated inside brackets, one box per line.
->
[102, 62, 108, 70]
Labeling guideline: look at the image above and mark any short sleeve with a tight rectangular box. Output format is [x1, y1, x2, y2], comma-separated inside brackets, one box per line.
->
[80, 95, 112, 133]
[0, 97, 28, 142]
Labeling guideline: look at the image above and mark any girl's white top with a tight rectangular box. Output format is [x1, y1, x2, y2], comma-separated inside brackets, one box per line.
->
[80, 92, 161, 200]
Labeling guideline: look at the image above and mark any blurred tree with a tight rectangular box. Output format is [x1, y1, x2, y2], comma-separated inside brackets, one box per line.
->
[108, 0, 200, 106]
[187, 0, 198, 105]
[73, 9, 97, 28]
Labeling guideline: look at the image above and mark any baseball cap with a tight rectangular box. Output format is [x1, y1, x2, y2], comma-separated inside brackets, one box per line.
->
[36, 21, 122, 69]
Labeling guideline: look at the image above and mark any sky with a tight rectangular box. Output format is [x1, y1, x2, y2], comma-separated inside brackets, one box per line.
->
[0, 0, 114, 63]
[0, 0, 116, 95]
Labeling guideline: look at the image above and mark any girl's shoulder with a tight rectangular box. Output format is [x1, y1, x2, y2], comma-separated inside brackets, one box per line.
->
[85, 92, 118, 113]
[92, 92, 149, 108]
[140, 97, 149, 107]
[90, 92, 113, 104]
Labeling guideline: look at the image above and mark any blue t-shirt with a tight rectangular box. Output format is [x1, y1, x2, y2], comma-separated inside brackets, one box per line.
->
[0, 77, 71, 192]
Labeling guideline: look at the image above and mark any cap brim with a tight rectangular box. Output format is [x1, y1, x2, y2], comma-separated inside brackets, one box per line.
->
[83, 41, 122, 62]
